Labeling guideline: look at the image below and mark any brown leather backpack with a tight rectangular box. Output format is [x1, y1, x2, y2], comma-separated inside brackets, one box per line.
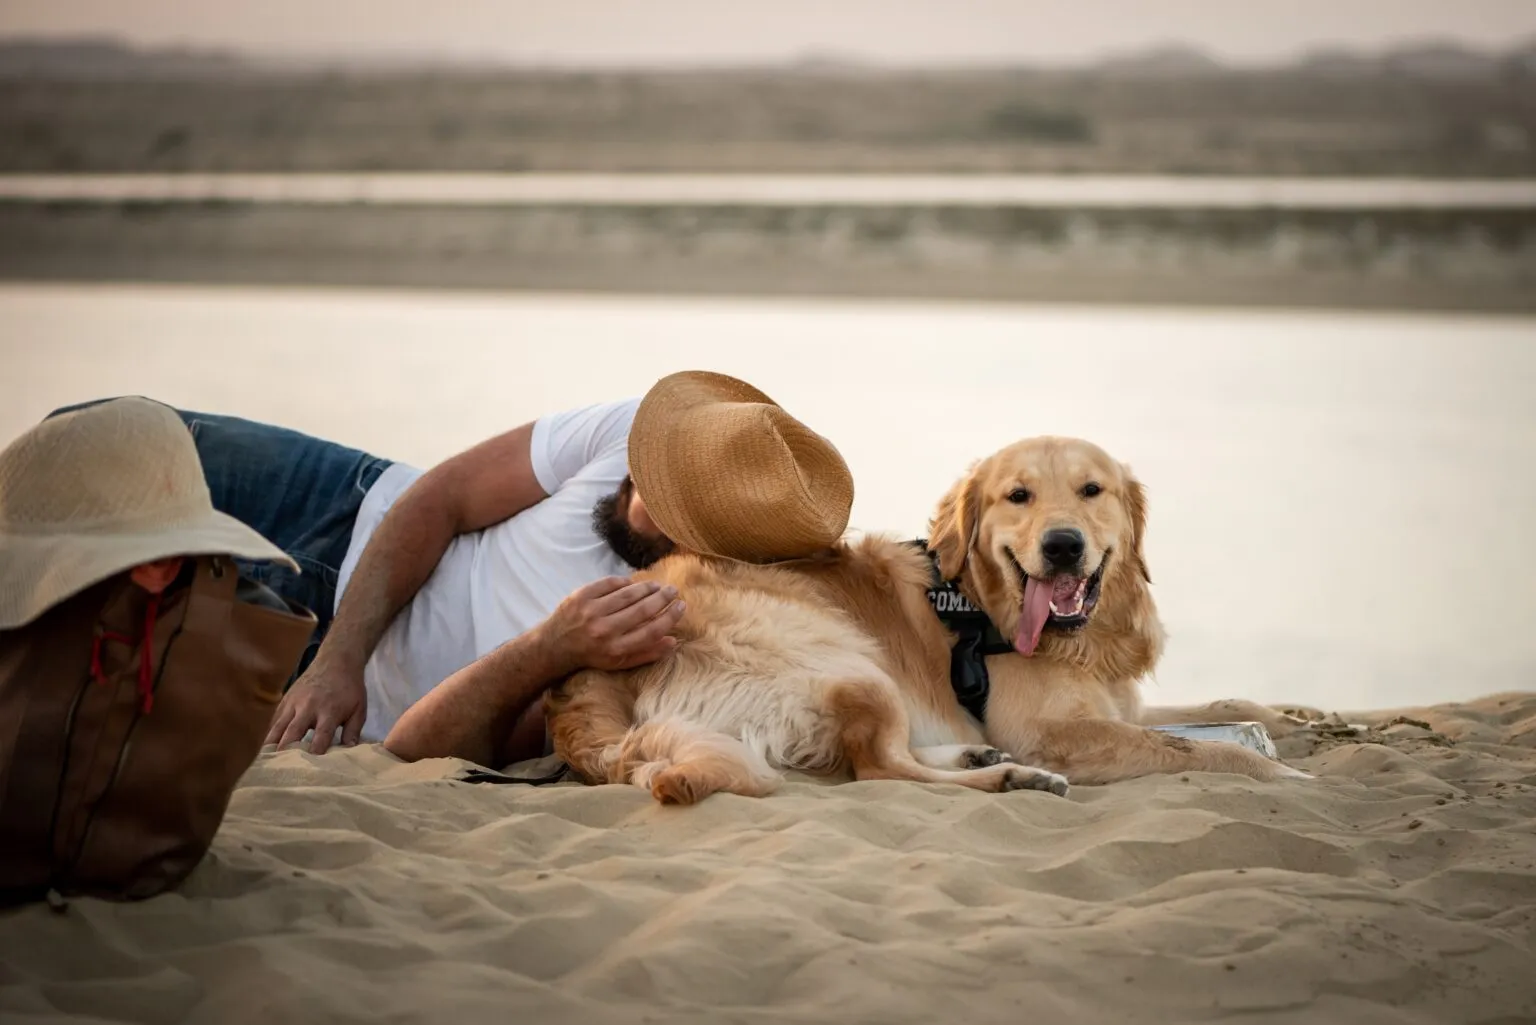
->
[0, 555, 316, 904]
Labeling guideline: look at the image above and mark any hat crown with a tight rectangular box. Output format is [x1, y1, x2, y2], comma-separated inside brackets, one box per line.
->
[669, 402, 850, 543]
[0, 398, 210, 536]
[1, 397, 297, 630]
[629, 371, 854, 563]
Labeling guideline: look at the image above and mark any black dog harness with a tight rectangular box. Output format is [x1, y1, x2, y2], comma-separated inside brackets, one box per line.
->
[907, 540, 1014, 723]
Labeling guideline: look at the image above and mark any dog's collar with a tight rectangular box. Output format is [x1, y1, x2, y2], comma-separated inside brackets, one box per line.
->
[907, 540, 1014, 723]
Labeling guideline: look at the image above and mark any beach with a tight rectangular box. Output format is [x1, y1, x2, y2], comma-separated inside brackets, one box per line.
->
[4, 261, 1535, 1025]
[6, 22, 1536, 1025]
[2, 693, 1533, 1024]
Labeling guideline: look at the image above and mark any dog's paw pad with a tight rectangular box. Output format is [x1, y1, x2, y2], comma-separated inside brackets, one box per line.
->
[1002, 766, 1070, 797]
[961, 746, 1016, 769]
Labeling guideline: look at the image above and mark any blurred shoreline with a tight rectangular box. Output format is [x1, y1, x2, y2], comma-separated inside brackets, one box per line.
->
[5, 173, 1535, 206]
[3, 197, 1531, 313]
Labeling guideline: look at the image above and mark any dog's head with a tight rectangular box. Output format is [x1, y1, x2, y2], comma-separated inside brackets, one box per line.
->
[928, 437, 1161, 674]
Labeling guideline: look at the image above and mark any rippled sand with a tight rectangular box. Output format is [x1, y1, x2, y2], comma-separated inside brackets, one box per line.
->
[2, 693, 1533, 1025]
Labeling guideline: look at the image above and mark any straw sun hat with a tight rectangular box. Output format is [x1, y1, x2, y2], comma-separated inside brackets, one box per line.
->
[628, 371, 855, 563]
[0, 397, 297, 630]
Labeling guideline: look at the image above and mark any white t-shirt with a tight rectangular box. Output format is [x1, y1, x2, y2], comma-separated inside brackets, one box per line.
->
[336, 398, 639, 742]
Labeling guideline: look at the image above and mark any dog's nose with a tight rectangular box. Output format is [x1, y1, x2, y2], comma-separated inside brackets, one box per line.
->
[1040, 528, 1086, 569]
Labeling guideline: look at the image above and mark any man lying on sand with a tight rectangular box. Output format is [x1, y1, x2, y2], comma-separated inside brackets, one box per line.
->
[46, 391, 688, 766]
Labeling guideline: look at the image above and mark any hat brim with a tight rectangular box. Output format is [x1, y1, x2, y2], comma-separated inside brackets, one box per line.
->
[0, 510, 298, 629]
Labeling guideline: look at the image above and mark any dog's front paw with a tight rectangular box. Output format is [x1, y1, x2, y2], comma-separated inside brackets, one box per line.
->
[1001, 765, 1070, 797]
[961, 746, 1016, 769]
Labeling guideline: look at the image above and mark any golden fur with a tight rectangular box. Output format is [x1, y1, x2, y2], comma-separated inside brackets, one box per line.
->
[924, 436, 1311, 784]
[546, 436, 1311, 804]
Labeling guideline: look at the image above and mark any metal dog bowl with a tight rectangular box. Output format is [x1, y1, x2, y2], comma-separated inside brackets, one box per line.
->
[1149, 721, 1279, 759]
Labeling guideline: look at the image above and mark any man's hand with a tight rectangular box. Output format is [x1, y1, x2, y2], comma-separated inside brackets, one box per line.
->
[541, 577, 686, 673]
[265, 657, 368, 754]
[382, 577, 684, 767]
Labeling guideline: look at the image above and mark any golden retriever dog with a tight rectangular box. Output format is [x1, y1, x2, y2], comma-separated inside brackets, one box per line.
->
[922, 437, 1313, 785]
[546, 436, 1311, 805]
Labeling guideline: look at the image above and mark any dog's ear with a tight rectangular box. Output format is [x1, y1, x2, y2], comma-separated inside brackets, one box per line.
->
[929, 467, 982, 581]
[1122, 467, 1152, 585]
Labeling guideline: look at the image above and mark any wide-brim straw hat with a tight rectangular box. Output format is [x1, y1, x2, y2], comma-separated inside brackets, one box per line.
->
[628, 371, 854, 563]
[0, 397, 298, 630]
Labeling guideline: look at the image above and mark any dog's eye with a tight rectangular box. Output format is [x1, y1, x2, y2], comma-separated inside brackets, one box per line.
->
[1081, 482, 1103, 498]
[1007, 488, 1031, 504]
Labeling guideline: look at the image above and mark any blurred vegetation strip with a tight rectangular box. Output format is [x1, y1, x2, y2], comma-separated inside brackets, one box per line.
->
[0, 201, 1530, 314]
[1, 62, 1533, 177]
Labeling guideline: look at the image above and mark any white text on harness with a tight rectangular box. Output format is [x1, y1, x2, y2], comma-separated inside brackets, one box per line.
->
[927, 588, 982, 615]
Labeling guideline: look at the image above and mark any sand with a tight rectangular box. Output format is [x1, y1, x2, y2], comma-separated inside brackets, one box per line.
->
[2, 692, 1535, 1025]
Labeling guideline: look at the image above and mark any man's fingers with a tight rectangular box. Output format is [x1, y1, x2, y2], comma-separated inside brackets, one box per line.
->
[586, 579, 663, 618]
[265, 700, 297, 746]
[277, 706, 314, 750]
[629, 598, 685, 644]
[341, 704, 365, 747]
[310, 713, 339, 755]
[645, 597, 686, 633]
[602, 585, 680, 634]
[575, 576, 639, 605]
[612, 600, 685, 658]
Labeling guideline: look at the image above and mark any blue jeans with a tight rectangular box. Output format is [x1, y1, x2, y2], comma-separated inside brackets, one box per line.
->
[46, 398, 393, 681]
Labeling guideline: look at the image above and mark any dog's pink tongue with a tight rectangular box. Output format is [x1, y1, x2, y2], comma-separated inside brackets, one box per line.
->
[1015, 576, 1054, 657]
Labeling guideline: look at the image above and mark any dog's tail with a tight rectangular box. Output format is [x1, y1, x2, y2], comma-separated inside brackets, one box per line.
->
[605, 717, 781, 805]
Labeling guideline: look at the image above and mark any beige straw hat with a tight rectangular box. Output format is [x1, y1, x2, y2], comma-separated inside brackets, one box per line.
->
[628, 371, 854, 562]
[0, 397, 298, 629]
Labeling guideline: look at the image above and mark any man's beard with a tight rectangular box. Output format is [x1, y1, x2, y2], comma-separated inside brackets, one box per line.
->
[592, 477, 675, 570]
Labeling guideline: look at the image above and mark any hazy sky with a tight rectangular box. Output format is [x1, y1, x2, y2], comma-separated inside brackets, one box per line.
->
[2, 0, 1533, 67]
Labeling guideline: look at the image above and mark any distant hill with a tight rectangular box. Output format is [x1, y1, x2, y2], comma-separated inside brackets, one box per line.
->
[1385, 42, 1501, 77]
[0, 36, 247, 77]
[1093, 38, 1536, 79]
[1094, 44, 1226, 77]
[1298, 38, 1536, 78]
[1295, 47, 1378, 76]
[0, 33, 1533, 80]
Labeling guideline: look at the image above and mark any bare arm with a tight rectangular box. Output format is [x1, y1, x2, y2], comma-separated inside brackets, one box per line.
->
[267, 420, 550, 752]
[381, 622, 572, 768]
[383, 577, 686, 767]
[319, 420, 547, 677]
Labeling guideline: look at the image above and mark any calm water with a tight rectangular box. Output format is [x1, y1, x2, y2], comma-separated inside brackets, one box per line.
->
[3, 173, 1535, 208]
[4, 283, 1534, 713]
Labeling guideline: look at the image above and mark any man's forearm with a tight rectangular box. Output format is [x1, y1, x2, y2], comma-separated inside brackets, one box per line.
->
[382, 625, 577, 767]
[314, 486, 459, 674]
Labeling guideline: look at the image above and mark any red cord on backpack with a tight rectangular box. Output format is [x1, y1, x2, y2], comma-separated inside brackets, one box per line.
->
[89, 591, 163, 714]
